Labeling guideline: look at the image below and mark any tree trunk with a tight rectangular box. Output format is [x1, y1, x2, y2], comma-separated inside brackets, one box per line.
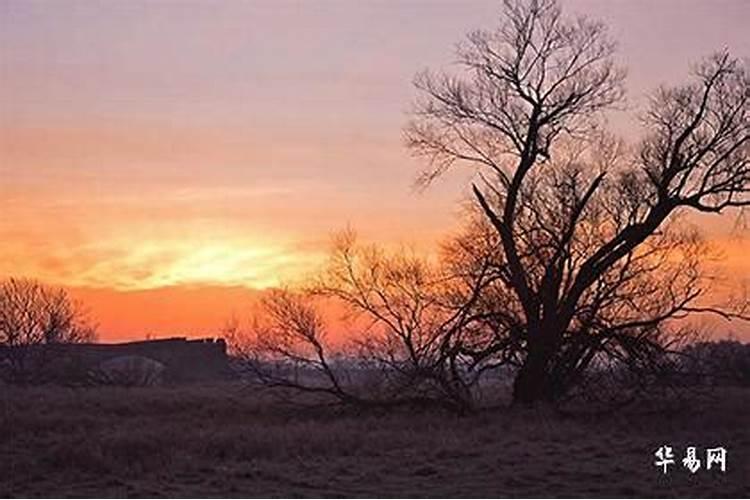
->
[512, 335, 556, 405]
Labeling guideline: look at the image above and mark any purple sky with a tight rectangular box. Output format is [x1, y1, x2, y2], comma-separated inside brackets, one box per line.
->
[1, 0, 748, 338]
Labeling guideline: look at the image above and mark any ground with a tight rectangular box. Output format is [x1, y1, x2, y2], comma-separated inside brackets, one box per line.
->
[1, 383, 748, 498]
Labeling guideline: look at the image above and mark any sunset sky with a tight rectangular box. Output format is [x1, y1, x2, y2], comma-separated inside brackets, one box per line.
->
[1, 0, 749, 340]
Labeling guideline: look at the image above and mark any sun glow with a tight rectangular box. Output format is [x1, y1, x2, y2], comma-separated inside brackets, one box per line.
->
[130, 241, 304, 290]
[96, 237, 323, 291]
[0, 218, 326, 292]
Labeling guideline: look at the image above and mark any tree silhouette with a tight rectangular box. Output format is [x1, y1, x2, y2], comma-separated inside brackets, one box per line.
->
[0, 277, 97, 382]
[237, 231, 497, 413]
[406, 0, 749, 404]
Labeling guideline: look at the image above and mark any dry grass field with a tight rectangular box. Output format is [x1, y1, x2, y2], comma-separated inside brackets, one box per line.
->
[1, 383, 748, 498]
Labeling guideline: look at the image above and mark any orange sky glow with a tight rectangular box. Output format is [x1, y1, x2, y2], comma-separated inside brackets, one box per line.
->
[1, 0, 748, 341]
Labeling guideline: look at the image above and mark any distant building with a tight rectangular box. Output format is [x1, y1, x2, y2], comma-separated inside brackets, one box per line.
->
[0, 337, 233, 384]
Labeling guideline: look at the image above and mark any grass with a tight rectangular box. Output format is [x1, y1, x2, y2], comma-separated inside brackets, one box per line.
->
[1, 383, 748, 497]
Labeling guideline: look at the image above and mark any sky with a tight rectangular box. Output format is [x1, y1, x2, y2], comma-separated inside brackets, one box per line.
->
[1, 0, 749, 340]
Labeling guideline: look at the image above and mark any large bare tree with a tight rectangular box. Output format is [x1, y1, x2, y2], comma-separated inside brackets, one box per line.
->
[239, 207, 717, 410]
[406, 0, 749, 404]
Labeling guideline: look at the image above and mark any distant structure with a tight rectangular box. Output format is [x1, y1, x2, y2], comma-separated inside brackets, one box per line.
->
[1, 337, 232, 385]
[78, 337, 231, 383]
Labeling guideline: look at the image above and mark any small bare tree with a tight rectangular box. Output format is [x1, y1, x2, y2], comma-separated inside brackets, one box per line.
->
[236, 231, 501, 413]
[237, 287, 358, 404]
[0, 277, 97, 382]
[406, 0, 749, 404]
